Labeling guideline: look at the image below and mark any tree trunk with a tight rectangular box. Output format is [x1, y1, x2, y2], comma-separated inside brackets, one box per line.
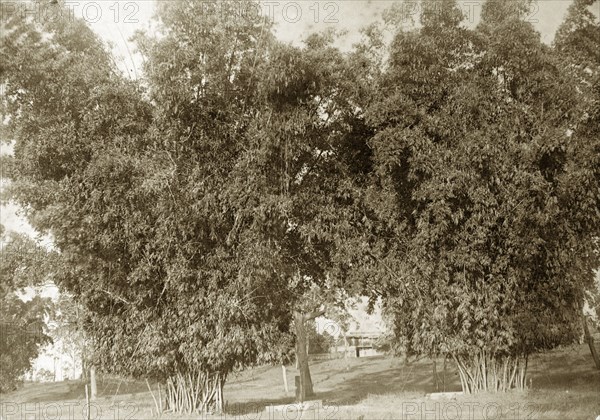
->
[293, 308, 325, 401]
[432, 356, 447, 391]
[583, 314, 600, 370]
[81, 360, 88, 380]
[442, 355, 447, 391]
[294, 311, 314, 402]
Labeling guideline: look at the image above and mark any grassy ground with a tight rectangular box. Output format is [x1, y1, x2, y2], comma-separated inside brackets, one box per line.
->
[1, 344, 598, 419]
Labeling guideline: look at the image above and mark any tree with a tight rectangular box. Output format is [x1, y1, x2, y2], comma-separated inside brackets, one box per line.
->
[225, 25, 382, 400]
[2, 1, 293, 413]
[307, 323, 335, 354]
[554, 0, 600, 369]
[554, 0, 600, 69]
[134, 13, 370, 405]
[0, 227, 52, 392]
[356, 0, 600, 393]
[48, 293, 88, 380]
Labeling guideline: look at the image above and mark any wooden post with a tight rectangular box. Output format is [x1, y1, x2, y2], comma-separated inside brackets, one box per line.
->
[85, 384, 91, 420]
[282, 365, 289, 393]
[343, 333, 349, 371]
[294, 376, 300, 400]
[90, 366, 97, 400]
[583, 314, 600, 369]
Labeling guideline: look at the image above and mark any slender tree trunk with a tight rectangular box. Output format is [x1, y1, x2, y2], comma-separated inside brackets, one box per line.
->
[80, 339, 88, 381]
[81, 359, 87, 381]
[442, 355, 447, 392]
[453, 352, 528, 393]
[432, 356, 446, 391]
[164, 370, 225, 414]
[583, 314, 600, 370]
[433, 358, 438, 391]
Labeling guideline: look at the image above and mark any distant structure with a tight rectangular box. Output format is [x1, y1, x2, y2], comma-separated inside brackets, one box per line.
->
[317, 297, 386, 359]
[343, 298, 386, 357]
[344, 331, 382, 358]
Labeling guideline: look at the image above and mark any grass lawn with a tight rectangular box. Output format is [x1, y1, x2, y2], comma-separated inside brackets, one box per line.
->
[1, 344, 598, 419]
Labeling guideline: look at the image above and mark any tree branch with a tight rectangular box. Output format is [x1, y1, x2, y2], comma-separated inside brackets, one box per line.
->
[303, 307, 326, 322]
[100, 289, 132, 305]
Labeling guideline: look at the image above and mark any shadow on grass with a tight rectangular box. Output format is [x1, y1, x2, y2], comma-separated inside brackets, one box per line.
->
[528, 346, 600, 392]
[5, 381, 83, 404]
[5, 376, 151, 404]
[224, 357, 463, 415]
[9, 345, 598, 417]
[223, 395, 297, 416]
[317, 362, 462, 405]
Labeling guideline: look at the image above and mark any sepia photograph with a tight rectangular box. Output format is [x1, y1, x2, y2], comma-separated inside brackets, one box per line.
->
[0, 0, 599, 418]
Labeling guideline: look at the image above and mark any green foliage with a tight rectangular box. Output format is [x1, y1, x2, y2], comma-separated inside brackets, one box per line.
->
[35, 368, 54, 382]
[307, 325, 334, 354]
[358, 0, 600, 363]
[0, 229, 52, 393]
[1, 0, 364, 389]
[554, 0, 600, 67]
[2, 0, 598, 400]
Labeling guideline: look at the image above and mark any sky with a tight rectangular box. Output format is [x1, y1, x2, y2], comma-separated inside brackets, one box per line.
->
[0, 0, 585, 237]
[87, 0, 576, 77]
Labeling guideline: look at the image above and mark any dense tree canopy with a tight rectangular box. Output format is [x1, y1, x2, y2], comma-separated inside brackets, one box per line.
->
[1, 0, 364, 410]
[1, 0, 598, 404]
[355, 0, 600, 392]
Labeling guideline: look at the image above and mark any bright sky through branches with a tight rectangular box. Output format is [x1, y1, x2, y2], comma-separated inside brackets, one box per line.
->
[16, 0, 583, 77]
